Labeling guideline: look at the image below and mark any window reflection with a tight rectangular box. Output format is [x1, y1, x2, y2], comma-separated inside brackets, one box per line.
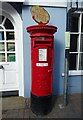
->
[0, 16, 4, 24]
[0, 43, 5, 51]
[82, 14, 83, 32]
[0, 53, 5, 62]
[6, 32, 15, 40]
[80, 35, 83, 52]
[71, 13, 80, 32]
[0, 26, 3, 29]
[0, 32, 4, 40]
[7, 43, 15, 51]
[70, 34, 78, 52]
[69, 53, 78, 70]
[7, 53, 15, 62]
[79, 54, 83, 70]
[4, 18, 14, 29]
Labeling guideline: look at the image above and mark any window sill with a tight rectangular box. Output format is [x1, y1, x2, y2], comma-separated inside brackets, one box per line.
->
[62, 70, 83, 76]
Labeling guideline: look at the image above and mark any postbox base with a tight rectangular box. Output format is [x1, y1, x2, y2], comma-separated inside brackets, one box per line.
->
[31, 93, 52, 115]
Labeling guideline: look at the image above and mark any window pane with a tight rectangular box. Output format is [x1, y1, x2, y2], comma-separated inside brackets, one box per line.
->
[82, 14, 83, 32]
[70, 34, 78, 52]
[80, 34, 83, 52]
[6, 32, 15, 40]
[0, 26, 3, 30]
[4, 18, 14, 29]
[7, 43, 15, 51]
[0, 53, 5, 62]
[0, 16, 4, 24]
[0, 43, 5, 51]
[69, 54, 77, 70]
[0, 32, 4, 40]
[79, 54, 83, 70]
[71, 13, 80, 32]
[7, 53, 15, 62]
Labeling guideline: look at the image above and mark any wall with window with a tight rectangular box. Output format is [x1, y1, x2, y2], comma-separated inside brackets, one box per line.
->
[0, 15, 15, 63]
[0, 3, 22, 63]
[69, 12, 83, 71]
[68, 11, 83, 95]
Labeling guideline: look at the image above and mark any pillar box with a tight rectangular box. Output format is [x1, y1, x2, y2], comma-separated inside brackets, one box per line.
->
[27, 24, 57, 115]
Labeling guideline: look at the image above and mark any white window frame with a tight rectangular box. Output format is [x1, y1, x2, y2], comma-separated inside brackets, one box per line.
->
[69, 11, 83, 76]
[0, 16, 16, 63]
[0, 2, 24, 96]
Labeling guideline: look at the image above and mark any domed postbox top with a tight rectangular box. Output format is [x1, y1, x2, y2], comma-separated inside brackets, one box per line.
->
[26, 24, 57, 37]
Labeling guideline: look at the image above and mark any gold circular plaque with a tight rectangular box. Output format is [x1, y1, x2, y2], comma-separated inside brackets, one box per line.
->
[31, 6, 50, 24]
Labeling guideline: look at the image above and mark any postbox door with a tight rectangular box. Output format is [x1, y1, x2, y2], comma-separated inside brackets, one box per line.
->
[32, 38, 54, 96]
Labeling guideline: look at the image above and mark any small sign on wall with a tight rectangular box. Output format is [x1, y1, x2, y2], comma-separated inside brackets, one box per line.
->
[65, 32, 70, 49]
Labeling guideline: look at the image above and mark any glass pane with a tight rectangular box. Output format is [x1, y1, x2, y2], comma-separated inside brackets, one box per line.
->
[79, 54, 83, 70]
[82, 14, 83, 32]
[80, 35, 83, 52]
[0, 32, 4, 40]
[71, 13, 80, 32]
[6, 32, 15, 40]
[4, 18, 14, 29]
[7, 53, 15, 62]
[0, 16, 4, 24]
[70, 34, 78, 52]
[0, 43, 5, 51]
[0, 26, 3, 29]
[0, 53, 5, 62]
[69, 54, 77, 70]
[7, 43, 15, 51]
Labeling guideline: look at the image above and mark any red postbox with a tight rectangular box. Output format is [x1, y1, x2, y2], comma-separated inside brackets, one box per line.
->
[27, 24, 57, 115]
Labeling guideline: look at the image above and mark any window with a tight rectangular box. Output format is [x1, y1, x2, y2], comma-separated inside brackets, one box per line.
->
[0, 15, 16, 62]
[69, 12, 83, 71]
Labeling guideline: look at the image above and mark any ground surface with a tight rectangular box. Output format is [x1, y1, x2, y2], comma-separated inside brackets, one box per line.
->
[0, 94, 82, 119]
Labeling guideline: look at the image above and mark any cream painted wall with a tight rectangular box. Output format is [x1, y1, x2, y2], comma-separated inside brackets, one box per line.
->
[24, 0, 83, 7]
[24, 0, 67, 7]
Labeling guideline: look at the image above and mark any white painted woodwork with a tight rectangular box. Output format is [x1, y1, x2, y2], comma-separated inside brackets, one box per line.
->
[0, 3, 24, 96]
[0, 0, 25, 2]
[69, 12, 83, 75]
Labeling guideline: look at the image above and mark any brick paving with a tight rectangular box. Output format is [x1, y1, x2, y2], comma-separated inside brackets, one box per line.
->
[0, 94, 82, 119]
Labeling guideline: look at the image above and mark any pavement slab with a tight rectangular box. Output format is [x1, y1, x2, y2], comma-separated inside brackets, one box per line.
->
[0, 93, 82, 119]
[2, 97, 26, 110]
[24, 109, 29, 118]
